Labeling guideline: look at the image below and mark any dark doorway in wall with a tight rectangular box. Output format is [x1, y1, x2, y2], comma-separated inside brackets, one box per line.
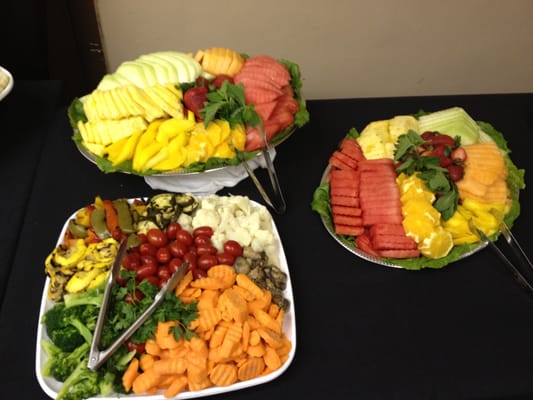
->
[3, 0, 107, 103]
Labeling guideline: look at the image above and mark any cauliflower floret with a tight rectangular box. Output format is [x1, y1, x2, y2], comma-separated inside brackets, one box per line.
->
[192, 208, 221, 230]
[177, 213, 193, 231]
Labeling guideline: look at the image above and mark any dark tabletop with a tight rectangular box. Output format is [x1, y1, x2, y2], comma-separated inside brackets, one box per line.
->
[1, 81, 533, 400]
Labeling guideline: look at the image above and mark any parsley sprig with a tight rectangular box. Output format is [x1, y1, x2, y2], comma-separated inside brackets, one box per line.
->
[394, 130, 459, 220]
[200, 81, 261, 128]
[101, 270, 199, 348]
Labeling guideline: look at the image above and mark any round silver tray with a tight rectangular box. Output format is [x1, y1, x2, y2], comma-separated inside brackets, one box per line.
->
[75, 124, 296, 177]
[319, 164, 488, 269]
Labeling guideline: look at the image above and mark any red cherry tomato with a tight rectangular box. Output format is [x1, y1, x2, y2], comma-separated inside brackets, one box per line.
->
[166, 222, 181, 240]
[139, 242, 157, 256]
[191, 267, 207, 279]
[169, 240, 188, 258]
[183, 251, 197, 270]
[125, 289, 145, 305]
[183, 87, 208, 119]
[175, 229, 194, 247]
[217, 252, 235, 265]
[139, 254, 158, 267]
[156, 247, 171, 264]
[136, 263, 157, 280]
[193, 226, 214, 238]
[194, 235, 212, 247]
[158, 266, 171, 282]
[197, 254, 218, 270]
[196, 244, 217, 256]
[146, 228, 168, 248]
[136, 233, 148, 243]
[223, 240, 243, 257]
[168, 257, 184, 273]
[140, 275, 159, 287]
[122, 253, 141, 271]
[125, 340, 146, 355]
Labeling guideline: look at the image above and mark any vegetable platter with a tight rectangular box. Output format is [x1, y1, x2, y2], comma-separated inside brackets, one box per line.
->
[36, 193, 296, 400]
[68, 47, 310, 176]
[311, 107, 525, 270]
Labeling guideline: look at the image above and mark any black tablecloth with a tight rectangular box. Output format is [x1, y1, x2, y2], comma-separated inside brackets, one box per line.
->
[1, 83, 533, 399]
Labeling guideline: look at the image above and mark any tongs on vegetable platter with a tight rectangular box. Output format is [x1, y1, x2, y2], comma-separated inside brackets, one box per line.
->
[468, 216, 533, 296]
[88, 240, 189, 371]
[240, 124, 287, 214]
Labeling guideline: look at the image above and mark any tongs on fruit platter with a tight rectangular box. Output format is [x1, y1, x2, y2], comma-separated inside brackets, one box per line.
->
[240, 124, 287, 214]
[88, 240, 189, 371]
[468, 216, 533, 296]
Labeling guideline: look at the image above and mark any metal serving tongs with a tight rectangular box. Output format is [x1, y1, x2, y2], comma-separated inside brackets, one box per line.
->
[88, 240, 189, 371]
[240, 124, 287, 214]
[468, 216, 533, 296]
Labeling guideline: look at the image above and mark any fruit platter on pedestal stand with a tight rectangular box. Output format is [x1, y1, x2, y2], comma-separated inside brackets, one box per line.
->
[68, 48, 309, 211]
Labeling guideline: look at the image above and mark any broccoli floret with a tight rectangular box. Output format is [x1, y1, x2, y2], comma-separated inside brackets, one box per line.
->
[42, 340, 89, 381]
[56, 359, 100, 400]
[63, 284, 104, 309]
[42, 303, 98, 352]
[98, 371, 116, 397]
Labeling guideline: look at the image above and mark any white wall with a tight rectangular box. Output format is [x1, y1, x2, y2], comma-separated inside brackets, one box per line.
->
[95, 0, 533, 100]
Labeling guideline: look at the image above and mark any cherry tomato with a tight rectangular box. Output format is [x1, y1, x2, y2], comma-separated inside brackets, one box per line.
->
[166, 222, 181, 240]
[122, 253, 141, 271]
[139, 254, 158, 270]
[136, 233, 148, 243]
[169, 240, 188, 258]
[125, 340, 146, 355]
[191, 267, 207, 279]
[140, 275, 159, 287]
[183, 87, 208, 119]
[136, 263, 157, 280]
[169, 257, 184, 273]
[156, 247, 171, 264]
[183, 251, 197, 270]
[176, 229, 194, 246]
[194, 235, 212, 246]
[125, 289, 145, 305]
[158, 266, 171, 282]
[217, 252, 235, 265]
[146, 228, 168, 248]
[139, 242, 157, 256]
[197, 254, 218, 270]
[223, 240, 243, 257]
[115, 272, 129, 286]
[193, 226, 214, 238]
[196, 244, 217, 256]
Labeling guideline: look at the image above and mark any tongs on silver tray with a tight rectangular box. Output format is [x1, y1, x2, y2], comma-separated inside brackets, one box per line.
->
[469, 217, 533, 295]
[88, 240, 189, 371]
[240, 124, 287, 214]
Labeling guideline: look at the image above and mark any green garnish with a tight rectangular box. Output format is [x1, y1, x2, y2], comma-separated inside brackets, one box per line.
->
[201, 80, 261, 128]
[394, 130, 459, 220]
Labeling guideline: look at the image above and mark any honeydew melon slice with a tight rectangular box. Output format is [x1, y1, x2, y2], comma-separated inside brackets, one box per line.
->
[115, 61, 149, 88]
[132, 60, 158, 87]
[138, 54, 179, 83]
